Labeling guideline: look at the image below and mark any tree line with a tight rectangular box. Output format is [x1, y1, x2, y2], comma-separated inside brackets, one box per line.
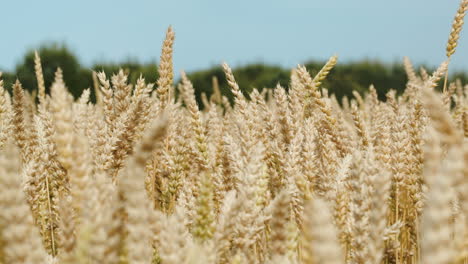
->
[1, 44, 467, 105]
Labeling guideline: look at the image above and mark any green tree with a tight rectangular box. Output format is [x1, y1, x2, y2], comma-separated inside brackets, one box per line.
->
[2, 43, 465, 107]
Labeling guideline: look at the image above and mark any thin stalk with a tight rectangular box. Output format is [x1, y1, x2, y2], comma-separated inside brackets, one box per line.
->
[45, 175, 56, 256]
[395, 184, 399, 263]
[443, 59, 450, 93]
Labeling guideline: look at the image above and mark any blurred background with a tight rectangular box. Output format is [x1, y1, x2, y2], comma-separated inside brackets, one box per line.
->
[1, 0, 467, 103]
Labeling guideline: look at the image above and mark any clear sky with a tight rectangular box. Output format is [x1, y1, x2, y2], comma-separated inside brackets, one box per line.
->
[1, 0, 467, 73]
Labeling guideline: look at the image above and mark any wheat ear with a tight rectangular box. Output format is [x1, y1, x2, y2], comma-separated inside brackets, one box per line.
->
[444, 0, 468, 92]
[34, 51, 46, 105]
[157, 26, 175, 108]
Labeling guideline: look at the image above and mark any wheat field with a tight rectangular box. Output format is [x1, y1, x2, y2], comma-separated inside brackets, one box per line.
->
[0, 1, 467, 264]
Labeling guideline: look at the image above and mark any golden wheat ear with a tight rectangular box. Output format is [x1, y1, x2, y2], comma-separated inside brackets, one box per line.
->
[0, 72, 11, 149]
[446, 0, 468, 58]
[34, 51, 46, 105]
[403, 56, 420, 85]
[156, 26, 175, 109]
[11, 80, 37, 164]
[180, 72, 210, 178]
[222, 62, 246, 111]
[444, 0, 468, 91]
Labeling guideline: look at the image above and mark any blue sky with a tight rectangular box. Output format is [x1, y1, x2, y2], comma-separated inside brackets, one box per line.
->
[1, 0, 467, 73]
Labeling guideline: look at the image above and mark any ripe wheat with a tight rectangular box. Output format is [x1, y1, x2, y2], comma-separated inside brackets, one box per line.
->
[0, 2, 468, 264]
